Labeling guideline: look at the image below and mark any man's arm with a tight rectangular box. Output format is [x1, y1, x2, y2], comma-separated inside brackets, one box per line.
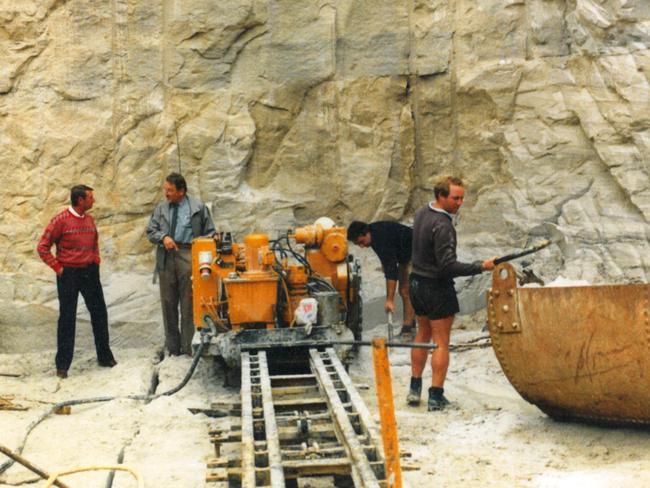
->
[377, 254, 400, 313]
[146, 204, 179, 250]
[384, 278, 398, 313]
[36, 219, 63, 275]
[433, 225, 483, 278]
[146, 205, 166, 244]
[93, 222, 101, 265]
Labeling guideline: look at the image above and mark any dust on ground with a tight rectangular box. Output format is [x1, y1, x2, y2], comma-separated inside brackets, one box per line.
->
[1, 298, 650, 487]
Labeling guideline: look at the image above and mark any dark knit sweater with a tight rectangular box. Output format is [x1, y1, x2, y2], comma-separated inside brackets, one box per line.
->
[411, 204, 482, 280]
[368, 221, 412, 280]
[37, 208, 101, 274]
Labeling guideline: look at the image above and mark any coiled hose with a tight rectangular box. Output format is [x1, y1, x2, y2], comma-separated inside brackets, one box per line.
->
[0, 334, 210, 475]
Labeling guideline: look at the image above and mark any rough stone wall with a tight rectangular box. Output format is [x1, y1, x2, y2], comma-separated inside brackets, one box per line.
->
[1, 0, 650, 314]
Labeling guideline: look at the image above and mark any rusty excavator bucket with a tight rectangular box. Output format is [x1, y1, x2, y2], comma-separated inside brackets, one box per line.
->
[487, 262, 650, 426]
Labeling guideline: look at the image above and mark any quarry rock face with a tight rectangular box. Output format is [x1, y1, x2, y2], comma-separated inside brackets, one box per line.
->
[1, 0, 649, 319]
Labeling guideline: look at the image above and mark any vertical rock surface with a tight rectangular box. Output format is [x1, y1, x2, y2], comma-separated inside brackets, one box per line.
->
[1, 0, 649, 314]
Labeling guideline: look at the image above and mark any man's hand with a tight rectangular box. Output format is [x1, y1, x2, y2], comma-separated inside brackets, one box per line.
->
[482, 257, 497, 271]
[385, 279, 398, 314]
[163, 235, 178, 251]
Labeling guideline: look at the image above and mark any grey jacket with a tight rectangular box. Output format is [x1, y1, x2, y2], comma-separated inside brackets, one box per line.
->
[411, 204, 483, 280]
[146, 195, 216, 273]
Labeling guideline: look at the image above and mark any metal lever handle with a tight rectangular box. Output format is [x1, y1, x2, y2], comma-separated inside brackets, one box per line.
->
[387, 311, 394, 342]
[494, 239, 551, 265]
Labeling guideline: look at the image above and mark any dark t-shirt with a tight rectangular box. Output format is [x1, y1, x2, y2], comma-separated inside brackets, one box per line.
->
[369, 221, 412, 280]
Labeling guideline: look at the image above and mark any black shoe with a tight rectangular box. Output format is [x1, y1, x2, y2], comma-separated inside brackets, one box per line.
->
[56, 369, 68, 379]
[398, 325, 414, 337]
[98, 359, 117, 368]
[427, 387, 450, 411]
[406, 377, 422, 406]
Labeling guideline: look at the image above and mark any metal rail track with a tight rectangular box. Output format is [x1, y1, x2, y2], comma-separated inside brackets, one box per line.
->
[207, 348, 387, 487]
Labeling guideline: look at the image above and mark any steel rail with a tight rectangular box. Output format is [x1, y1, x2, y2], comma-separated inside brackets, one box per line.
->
[212, 349, 389, 486]
[258, 351, 286, 487]
[240, 352, 257, 487]
[309, 349, 381, 488]
[324, 347, 383, 449]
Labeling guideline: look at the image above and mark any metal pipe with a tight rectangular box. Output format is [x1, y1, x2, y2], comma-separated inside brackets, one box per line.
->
[328, 340, 438, 350]
[494, 239, 551, 265]
[386, 312, 394, 342]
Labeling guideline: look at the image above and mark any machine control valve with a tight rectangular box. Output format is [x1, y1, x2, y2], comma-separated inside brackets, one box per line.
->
[198, 250, 213, 281]
[216, 232, 233, 254]
[216, 258, 233, 268]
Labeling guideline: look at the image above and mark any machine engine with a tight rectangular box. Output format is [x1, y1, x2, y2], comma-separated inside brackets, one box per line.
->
[190, 218, 362, 371]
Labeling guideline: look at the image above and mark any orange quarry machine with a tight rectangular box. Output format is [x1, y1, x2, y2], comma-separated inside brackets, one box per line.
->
[190, 218, 362, 376]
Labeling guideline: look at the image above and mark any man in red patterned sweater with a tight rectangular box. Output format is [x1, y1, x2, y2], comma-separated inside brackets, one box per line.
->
[37, 185, 117, 378]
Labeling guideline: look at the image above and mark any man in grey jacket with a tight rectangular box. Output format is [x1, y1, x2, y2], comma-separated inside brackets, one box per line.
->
[407, 176, 495, 411]
[146, 173, 216, 356]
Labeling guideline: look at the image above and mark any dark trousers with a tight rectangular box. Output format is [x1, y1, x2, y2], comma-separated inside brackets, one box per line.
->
[158, 248, 194, 355]
[55, 264, 115, 370]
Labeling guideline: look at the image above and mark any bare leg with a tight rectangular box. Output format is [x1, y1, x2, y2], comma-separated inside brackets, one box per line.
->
[429, 315, 454, 387]
[410, 315, 432, 377]
[398, 266, 415, 326]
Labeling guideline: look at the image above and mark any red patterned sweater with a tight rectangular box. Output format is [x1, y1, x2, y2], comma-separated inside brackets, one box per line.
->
[37, 208, 101, 274]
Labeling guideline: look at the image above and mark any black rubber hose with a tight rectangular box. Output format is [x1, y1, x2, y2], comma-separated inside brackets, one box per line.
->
[0, 336, 209, 475]
[270, 240, 288, 267]
[156, 337, 207, 397]
[308, 275, 337, 292]
[284, 235, 312, 272]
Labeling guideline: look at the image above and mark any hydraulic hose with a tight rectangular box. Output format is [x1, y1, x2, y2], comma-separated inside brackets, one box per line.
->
[307, 275, 337, 292]
[0, 334, 210, 475]
[45, 465, 143, 488]
[155, 336, 207, 397]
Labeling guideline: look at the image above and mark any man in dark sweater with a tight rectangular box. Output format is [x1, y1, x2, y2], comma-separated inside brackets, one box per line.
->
[347, 220, 415, 335]
[407, 176, 495, 411]
[37, 185, 117, 379]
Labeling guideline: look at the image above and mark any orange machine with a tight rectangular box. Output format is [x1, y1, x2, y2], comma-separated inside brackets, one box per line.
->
[191, 219, 362, 340]
[292, 221, 349, 304]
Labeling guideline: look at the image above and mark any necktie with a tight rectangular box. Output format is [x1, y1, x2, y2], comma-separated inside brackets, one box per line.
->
[169, 203, 178, 241]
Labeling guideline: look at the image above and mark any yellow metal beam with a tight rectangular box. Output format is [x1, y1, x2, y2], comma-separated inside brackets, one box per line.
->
[372, 338, 402, 488]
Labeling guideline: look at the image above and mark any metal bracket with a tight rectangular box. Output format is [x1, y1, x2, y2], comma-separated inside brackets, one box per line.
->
[488, 263, 522, 334]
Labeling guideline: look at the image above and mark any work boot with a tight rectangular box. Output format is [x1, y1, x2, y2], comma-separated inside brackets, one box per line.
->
[56, 369, 68, 379]
[406, 377, 422, 406]
[427, 386, 450, 411]
[398, 324, 415, 338]
[98, 359, 117, 368]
